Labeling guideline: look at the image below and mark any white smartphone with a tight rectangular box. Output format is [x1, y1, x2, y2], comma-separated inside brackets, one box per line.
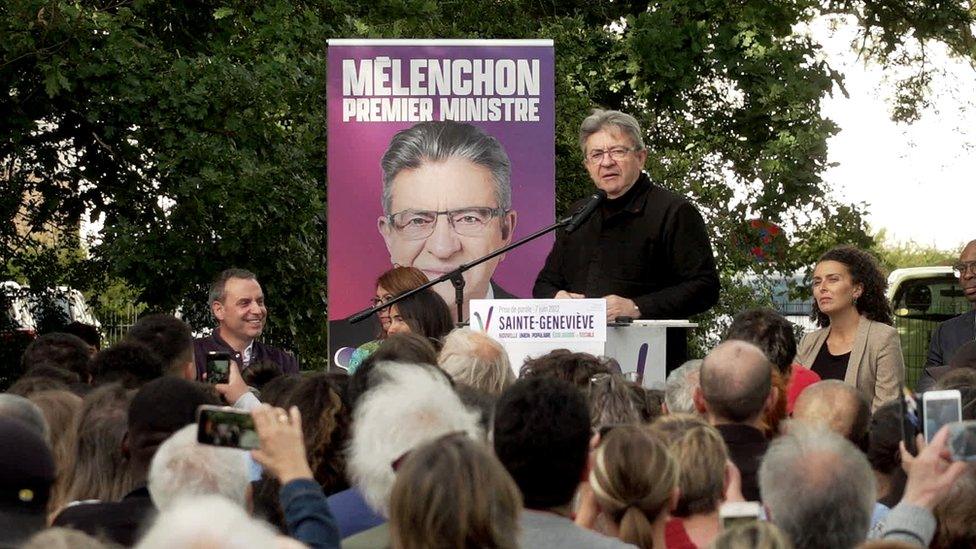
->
[922, 390, 962, 443]
[719, 501, 761, 530]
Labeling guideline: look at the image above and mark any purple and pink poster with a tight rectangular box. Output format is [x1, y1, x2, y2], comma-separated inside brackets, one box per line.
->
[327, 39, 555, 355]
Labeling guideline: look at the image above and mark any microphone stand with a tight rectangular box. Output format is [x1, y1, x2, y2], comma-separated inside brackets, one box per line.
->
[349, 213, 577, 327]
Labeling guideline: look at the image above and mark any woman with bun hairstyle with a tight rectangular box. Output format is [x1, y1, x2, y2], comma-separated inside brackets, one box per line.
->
[587, 425, 678, 548]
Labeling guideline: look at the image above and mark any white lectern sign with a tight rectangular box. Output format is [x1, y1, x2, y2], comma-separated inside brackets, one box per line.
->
[469, 299, 606, 375]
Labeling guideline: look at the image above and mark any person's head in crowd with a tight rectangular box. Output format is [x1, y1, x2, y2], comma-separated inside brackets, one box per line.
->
[90, 341, 165, 388]
[933, 369, 976, 420]
[759, 426, 876, 549]
[347, 332, 442, 407]
[710, 521, 794, 549]
[126, 377, 221, 487]
[257, 373, 302, 407]
[21, 364, 80, 387]
[454, 383, 497, 436]
[62, 321, 101, 353]
[791, 380, 871, 449]
[948, 340, 976, 369]
[22, 527, 108, 549]
[125, 313, 195, 380]
[27, 390, 82, 515]
[866, 401, 908, 508]
[390, 433, 522, 549]
[148, 425, 250, 512]
[695, 340, 774, 426]
[378, 121, 517, 315]
[633, 386, 665, 423]
[20, 332, 93, 383]
[664, 359, 701, 414]
[650, 414, 729, 525]
[208, 267, 267, 350]
[931, 466, 976, 549]
[812, 245, 892, 327]
[588, 373, 642, 431]
[21, 527, 108, 549]
[953, 239, 976, 305]
[493, 377, 590, 511]
[0, 418, 56, 546]
[590, 425, 678, 548]
[385, 287, 454, 348]
[438, 327, 514, 396]
[724, 308, 797, 376]
[372, 266, 429, 336]
[285, 373, 351, 496]
[60, 383, 134, 506]
[324, 371, 351, 406]
[240, 360, 283, 390]
[348, 362, 481, 516]
[135, 495, 281, 549]
[0, 393, 49, 442]
[5, 374, 71, 398]
[578, 109, 648, 199]
[724, 308, 797, 434]
[519, 349, 619, 389]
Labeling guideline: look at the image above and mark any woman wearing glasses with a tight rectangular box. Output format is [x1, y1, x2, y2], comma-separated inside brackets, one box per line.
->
[796, 246, 905, 411]
[347, 266, 429, 372]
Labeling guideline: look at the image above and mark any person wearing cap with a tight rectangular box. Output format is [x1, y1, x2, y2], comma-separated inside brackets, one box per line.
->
[0, 417, 56, 547]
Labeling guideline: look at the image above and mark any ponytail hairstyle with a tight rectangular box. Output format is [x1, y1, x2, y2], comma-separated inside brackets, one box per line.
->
[589, 425, 678, 548]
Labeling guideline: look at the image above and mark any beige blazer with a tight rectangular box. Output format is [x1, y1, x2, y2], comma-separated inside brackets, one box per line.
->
[796, 318, 904, 412]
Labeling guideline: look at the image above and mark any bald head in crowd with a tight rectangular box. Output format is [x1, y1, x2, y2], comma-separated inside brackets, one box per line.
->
[696, 340, 774, 425]
[792, 380, 871, 445]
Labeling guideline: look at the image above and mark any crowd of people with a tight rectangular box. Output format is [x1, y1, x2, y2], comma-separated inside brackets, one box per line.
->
[0, 237, 973, 549]
[2, 103, 975, 548]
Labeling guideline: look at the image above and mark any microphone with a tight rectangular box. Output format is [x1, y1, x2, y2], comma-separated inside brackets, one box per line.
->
[564, 190, 607, 233]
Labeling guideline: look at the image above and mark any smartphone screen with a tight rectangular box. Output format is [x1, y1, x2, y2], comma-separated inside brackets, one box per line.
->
[719, 502, 761, 529]
[197, 406, 259, 450]
[923, 390, 962, 443]
[206, 352, 231, 384]
[948, 421, 976, 462]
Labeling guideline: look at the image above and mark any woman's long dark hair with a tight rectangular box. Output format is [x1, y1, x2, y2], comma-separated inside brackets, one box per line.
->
[394, 288, 454, 347]
[812, 245, 892, 327]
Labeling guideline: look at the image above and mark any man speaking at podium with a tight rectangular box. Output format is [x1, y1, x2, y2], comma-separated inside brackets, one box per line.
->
[533, 110, 719, 371]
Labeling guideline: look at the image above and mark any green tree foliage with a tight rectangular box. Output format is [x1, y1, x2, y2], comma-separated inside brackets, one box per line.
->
[2, 0, 971, 365]
[872, 230, 960, 272]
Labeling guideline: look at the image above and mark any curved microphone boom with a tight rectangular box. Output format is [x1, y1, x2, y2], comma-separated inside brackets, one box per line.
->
[564, 190, 607, 233]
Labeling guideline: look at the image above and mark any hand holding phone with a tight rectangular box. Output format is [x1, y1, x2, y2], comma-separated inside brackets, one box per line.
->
[197, 405, 260, 450]
[923, 390, 962, 443]
[205, 351, 232, 385]
[250, 404, 314, 484]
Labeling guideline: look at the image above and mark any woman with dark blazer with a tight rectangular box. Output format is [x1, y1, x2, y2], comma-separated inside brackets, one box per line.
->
[796, 246, 904, 411]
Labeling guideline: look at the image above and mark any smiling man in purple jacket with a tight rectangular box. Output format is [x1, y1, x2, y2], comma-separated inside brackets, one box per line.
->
[193, 268, 299, 378]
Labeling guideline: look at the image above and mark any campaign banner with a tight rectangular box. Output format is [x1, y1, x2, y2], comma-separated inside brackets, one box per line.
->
[327, 39, 556, 355]
[470, 299, 607, 342]
[470, 298, 606, 375]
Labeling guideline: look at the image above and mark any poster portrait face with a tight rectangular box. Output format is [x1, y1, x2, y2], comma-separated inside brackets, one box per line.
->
[377, 122, 518, 315]
[326, 42, 555, 354]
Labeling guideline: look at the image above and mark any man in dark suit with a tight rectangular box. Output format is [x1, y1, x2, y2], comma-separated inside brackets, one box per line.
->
[926, 239, 976, 368]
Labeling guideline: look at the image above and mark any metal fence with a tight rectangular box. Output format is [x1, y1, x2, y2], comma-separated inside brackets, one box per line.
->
[100, 304, 143, 347]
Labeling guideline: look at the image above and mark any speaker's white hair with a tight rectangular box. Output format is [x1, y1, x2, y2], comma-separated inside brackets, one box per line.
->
[348, 362, 482, 516]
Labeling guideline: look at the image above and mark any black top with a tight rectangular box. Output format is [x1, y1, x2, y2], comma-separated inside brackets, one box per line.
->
[715, 424, 769, 502]
[193, 330, 299, 379]
[533, 173, 720, 319]
[811, 344, 850, 381]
